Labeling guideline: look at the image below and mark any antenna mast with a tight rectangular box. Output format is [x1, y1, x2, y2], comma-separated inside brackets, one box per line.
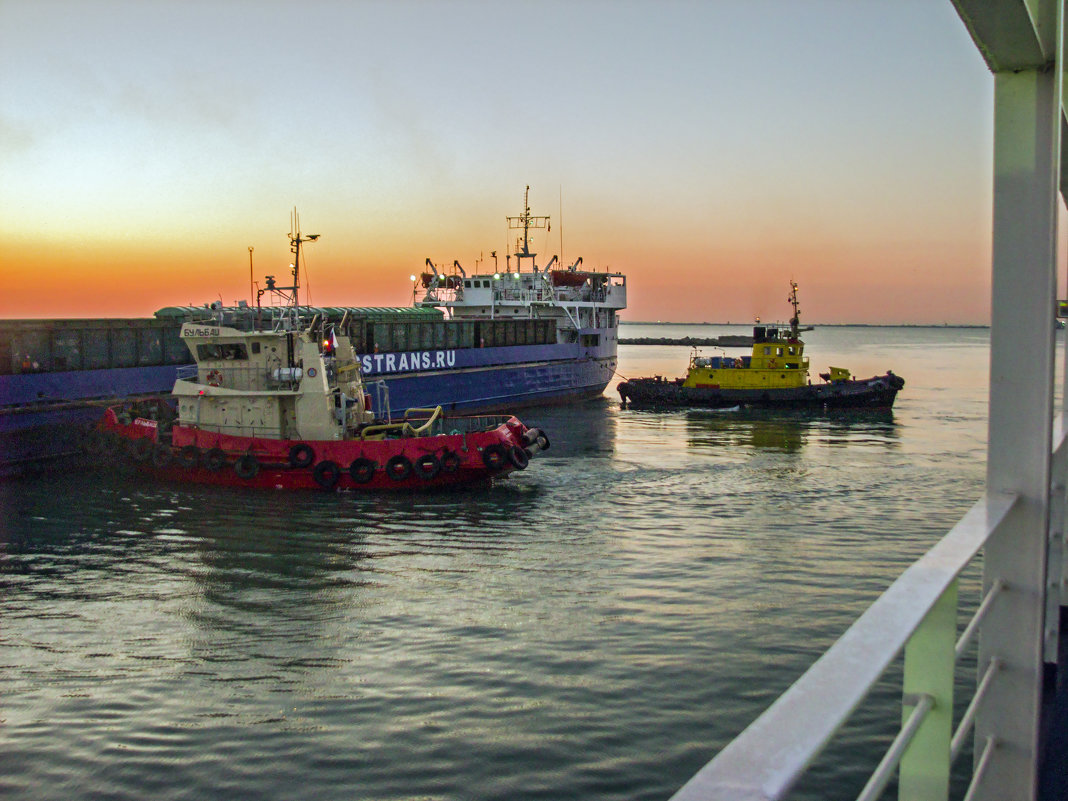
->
[506, 185, 549, 272]
[788, 280, 801, 338]
[287, 208, 321, 316]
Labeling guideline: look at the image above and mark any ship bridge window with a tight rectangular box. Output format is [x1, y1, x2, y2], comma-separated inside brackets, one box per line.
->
[763, 346, 771, 355]
[787, 346, 796, 355]
[197, 343, 248, 361]
[777, 347, 784, 356]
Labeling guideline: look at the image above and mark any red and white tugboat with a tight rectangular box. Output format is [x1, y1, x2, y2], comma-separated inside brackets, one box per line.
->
[93, 220, 548, 490]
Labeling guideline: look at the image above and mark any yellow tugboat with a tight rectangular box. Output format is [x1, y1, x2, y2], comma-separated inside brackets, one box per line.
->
[617, 282, 904, 410]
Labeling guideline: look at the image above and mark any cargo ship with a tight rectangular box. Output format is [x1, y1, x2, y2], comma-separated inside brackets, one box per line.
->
[0, 192, 626, 476]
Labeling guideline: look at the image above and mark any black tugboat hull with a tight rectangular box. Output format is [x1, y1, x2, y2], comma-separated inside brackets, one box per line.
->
[617, 373, 905, 411]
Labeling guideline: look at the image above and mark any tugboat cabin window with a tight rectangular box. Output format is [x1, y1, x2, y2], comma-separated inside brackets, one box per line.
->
[763, 346, 771, 355]
[197, 343, 249, 361]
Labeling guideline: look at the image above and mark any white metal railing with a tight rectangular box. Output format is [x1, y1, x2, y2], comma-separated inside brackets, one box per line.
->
[668, 491, 1025, 801]
[668, 419, 1068, 800]
[176, 364, 302, 392]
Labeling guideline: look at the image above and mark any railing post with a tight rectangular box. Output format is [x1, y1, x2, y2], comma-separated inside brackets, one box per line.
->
[899, 580, 957, 801]
[977, 61, 1059, 799]
[1047, 435, 1068, 662]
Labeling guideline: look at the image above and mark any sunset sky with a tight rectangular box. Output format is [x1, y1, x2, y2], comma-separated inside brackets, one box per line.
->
[1, 1, 999, 324]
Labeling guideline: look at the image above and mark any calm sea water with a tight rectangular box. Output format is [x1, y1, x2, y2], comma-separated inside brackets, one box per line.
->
[0, 326, 1005, 800]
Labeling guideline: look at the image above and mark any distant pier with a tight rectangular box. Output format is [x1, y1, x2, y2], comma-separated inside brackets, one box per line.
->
[619, 335, 753, 347]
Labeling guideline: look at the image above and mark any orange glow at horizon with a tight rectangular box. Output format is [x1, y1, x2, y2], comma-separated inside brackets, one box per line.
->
[0, 213, 993, 325]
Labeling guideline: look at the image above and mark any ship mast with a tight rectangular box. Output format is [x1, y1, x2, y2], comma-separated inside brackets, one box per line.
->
[506, 185, 549, 272]
[256, 209, 318, 324]
[788, 280, 801, 339]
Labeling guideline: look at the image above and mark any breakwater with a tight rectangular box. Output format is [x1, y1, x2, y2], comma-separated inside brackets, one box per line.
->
[619, 335, 753, 347]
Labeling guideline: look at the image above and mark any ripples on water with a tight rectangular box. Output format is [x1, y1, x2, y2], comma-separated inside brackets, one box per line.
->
[0, 328, 993, 800]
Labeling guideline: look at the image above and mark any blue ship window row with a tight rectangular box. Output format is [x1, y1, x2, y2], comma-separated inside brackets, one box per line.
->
[0, 322, 190, 375]
[354, 318, 557, 353]
[0, 316, 562, 374]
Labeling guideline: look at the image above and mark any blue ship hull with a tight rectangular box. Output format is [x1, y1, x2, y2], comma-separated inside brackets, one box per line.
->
[1, 338, 616, 476]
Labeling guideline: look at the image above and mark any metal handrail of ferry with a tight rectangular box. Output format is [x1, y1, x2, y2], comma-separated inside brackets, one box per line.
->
[668, 489, 1023, 801]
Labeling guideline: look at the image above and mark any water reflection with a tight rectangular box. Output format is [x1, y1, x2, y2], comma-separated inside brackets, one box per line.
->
[684, 409, 900, 454]
[520, 398, 618, 458]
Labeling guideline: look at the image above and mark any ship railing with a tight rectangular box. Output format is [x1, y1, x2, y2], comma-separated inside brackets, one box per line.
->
[550, 286, 607, 304]
[423, 287, 462, 304]
[667, 481, 1037, 801]
[493, 286, 556, 304]
[178, 365, 302, 392]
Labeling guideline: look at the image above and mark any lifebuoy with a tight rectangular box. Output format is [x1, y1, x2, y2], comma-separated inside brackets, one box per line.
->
[176, 445, 200, 469]
[151, 444, 173, 469]
[440, 450, 461, 473]
[385, 454, 413, 481]
[414, 453, 441, 480]
[234, 453, 260, 480]
[205, 369, 223, 387]
[481, 443, 507, 470]
[288, 443, 315, 469]
[348, 457, 376, 484]
[313, 460, 341, 489]
[507, 445, 529, 470]
[204, 447, 227, 472]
